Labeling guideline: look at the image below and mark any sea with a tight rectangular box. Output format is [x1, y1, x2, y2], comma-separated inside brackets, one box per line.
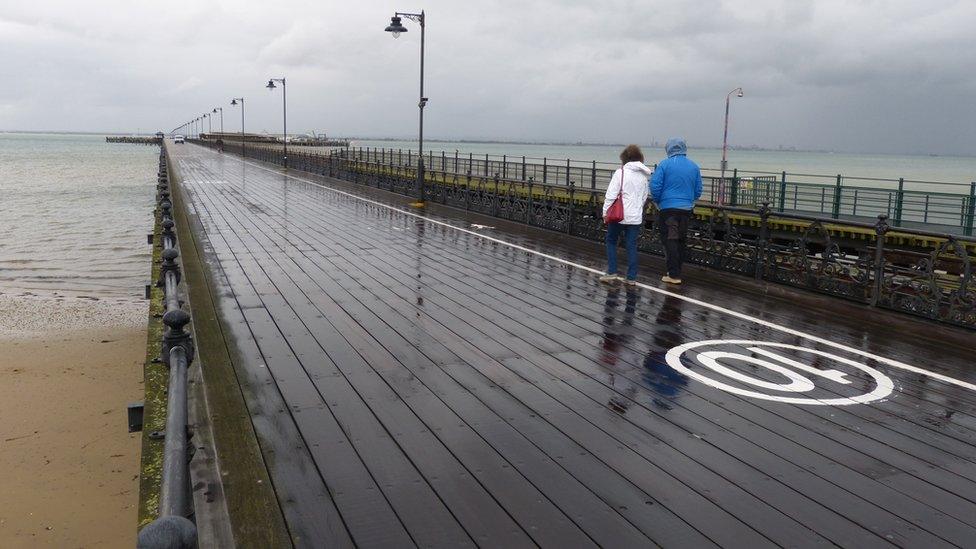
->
[0, 133, 157, 300]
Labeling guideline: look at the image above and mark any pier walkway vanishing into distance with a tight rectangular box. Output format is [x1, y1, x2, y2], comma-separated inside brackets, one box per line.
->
[168, 141, 976, 548]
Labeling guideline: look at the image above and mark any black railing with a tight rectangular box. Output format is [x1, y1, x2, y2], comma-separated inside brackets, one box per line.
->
[195, 139, 976, 330]
[138, 146, 197, 549]
[252, 143, 975, 236]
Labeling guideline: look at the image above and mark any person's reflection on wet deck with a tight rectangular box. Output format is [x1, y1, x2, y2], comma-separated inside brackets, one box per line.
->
[641, 294, 689, 410]
[601, 288, 642, 414]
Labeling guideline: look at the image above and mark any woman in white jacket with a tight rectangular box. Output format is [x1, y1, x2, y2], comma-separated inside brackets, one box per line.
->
[600, 145, 651, 285]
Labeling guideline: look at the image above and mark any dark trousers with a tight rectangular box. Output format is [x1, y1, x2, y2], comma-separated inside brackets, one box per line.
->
[605, 223, 641, 280]
[657, 209, 691, 278]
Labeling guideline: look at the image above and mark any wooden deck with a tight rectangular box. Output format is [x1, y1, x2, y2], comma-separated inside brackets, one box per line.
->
[169, 142, 976, 548]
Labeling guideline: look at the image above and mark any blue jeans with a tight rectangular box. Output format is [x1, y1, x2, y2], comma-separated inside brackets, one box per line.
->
[606, 223, 641, 280]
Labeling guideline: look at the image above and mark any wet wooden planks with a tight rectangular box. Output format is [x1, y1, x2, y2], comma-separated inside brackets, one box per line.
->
[170, 144, 976, 548]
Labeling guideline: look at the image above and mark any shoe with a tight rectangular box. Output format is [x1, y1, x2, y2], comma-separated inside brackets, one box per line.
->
[623, 278, 637, 286]
[661, 275, 682, 285]
[599, 274, 620, 284]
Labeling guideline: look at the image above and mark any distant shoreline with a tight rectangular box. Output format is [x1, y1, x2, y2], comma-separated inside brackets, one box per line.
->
[0, 129, 968, 159]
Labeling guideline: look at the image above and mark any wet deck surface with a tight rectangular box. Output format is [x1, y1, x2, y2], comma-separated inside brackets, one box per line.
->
[170, 143, 976, 548]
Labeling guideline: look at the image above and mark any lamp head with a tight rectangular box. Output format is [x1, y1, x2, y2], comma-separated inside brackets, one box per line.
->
[737, 89, 744, 98]
[385, 15, 407, 38]
[212, 108, 217, 113]
[266, 79, 276, 90]
[230, 98, 238, 105]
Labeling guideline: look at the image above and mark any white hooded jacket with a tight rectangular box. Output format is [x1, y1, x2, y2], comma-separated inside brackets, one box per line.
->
[602, 161, 652, 225]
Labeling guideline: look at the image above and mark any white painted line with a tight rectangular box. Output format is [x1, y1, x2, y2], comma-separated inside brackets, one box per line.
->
[193, 145, 976, 394]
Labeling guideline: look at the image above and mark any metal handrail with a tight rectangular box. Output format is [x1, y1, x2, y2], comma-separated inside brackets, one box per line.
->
[138, 145, 197, 549]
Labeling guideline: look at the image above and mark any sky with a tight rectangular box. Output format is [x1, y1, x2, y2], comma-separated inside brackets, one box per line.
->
[1, 0, 975, 155]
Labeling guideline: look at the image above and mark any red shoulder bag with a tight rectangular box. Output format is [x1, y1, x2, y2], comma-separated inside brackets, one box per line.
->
[604, 167, 625, 224]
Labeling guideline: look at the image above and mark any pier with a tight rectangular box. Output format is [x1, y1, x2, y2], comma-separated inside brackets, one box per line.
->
[106, 136, 163, 145]
[154, 140, 976, 547]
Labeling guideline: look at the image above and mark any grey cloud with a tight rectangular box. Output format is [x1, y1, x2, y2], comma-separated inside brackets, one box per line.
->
[1, 0, 974, 155]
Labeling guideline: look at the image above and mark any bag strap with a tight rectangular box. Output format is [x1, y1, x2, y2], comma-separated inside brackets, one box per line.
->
[618, 166, 625, 199]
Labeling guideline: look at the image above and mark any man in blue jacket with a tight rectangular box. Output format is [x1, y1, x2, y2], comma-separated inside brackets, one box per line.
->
[649, 137, 702, 284]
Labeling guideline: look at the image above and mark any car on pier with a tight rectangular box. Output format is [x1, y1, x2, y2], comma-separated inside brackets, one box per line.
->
[174, 134, 185, 144]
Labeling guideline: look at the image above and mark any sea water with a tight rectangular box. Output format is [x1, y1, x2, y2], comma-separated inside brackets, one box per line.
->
[350, 138, 976, 192]
[0, 133, 157, 299]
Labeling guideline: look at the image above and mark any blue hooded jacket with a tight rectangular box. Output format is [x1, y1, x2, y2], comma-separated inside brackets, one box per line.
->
[649, 138, 703, 211]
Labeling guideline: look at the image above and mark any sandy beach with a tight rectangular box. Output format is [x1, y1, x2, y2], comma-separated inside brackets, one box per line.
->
[0, 293, 146, 548]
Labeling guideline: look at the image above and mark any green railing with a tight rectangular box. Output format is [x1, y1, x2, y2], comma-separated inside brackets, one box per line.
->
[236, 142, 976, 236]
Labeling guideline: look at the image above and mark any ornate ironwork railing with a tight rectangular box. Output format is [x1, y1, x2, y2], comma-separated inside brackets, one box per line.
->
[193, 139, 976, 330]
[251, 143, 976, 236]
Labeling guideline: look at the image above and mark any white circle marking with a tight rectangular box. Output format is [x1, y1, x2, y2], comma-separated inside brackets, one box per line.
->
[666, 340, 894, 405]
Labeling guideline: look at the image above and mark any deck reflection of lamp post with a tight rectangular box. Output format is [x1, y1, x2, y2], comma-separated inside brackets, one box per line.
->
[212, 107, 223, 134]
[384, 10, 427, 204]
[720, 87, 744, 204]
[231, 97, 245, 158]
[266, 78, 288, 168]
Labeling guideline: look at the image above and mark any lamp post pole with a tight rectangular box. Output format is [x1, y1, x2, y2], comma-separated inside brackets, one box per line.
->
[212, 107, 223, 134]
[231, 98, 245, 158]
[267, 78, 287, 168]
[720, 87, 744, 203]
[385, 10, 428, 203]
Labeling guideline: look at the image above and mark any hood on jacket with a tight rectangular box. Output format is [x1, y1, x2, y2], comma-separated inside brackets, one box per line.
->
[622, 161, 652, 174]
[665, 137, 687, 157]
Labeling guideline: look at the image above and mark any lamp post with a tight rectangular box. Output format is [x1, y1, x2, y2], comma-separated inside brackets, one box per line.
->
[212, 107, 223, 134]
[385, 10, 427, 204]
[266, 78, 288, 168]
[231, 97, 245, 158]
[720, 87, 744, 203]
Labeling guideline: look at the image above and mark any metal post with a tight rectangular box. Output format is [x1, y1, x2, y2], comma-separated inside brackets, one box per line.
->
[730, 168, 739, 206]
[967, 182, 976, 236]
[894, 177, 905, 225]
[418, 12, 426, 201]
[232, 98, 245, 159]
[521, 156, 526, 181]
[832, 174, 842, 219]
[778, 171, 787, 212]
[543, 157, 548, 185]
[282, 79, 288, 168]
[591, 160, 597, 189]
[719, 88, 742, 203]
[870, 215, 890, 307]
[756, 203, 771, 280]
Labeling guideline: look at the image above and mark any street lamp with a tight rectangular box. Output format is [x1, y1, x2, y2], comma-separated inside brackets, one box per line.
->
[720, 87, 744, 201]
[384, 10, 427, 204]
[267, 78, 288, 168]
[212, 107, 223, 134]
[231, 97, 245, 158]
